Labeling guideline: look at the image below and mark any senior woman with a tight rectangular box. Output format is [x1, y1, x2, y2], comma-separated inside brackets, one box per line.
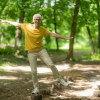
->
[0, 14, 73, 94]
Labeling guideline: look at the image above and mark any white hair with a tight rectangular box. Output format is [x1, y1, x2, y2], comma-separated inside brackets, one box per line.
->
[33, 14, 41, 20]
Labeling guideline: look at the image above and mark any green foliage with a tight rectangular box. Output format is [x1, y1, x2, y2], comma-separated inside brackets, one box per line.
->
[0, 0, 100, 55]
[82, 53, 100, 61]
[0, 71, 4, 73]
[1, 62, 14, 67]
[0, 46, 13, 55]
[47, 49, 67, 57]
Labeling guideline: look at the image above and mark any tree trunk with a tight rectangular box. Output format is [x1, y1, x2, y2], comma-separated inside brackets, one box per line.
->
[1, 27, 5, 42]
[44, 0, 51, 48]
[0, 0, 8, 43]
[87, 26, 95, 54]
[66, 0, 80, 60]
[81, 4, 95, 55]
[14, 12, 25, 53]
[14, 27, 22, 52]
[96, 0, 100, 52]
[54, 0, 59, 50]
[98, 18, 100, 52]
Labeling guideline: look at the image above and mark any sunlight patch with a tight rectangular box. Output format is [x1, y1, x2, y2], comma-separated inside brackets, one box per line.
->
[1, 65, 69, 73]
[37, 65, 69, 73]
[61, 44, 69, 49]
[38, 78, 53, 83]
[69, 89, 94, 96]
[56, 65, 69, 71]
[37, 68, 52, 73]
[2, 65, 31, 71]
[0, 76, 22, 80]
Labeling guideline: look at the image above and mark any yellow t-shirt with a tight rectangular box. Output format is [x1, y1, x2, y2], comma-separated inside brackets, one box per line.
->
[21, 23, 50, 51]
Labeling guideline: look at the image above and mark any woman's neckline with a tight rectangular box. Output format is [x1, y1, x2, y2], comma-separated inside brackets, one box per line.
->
[32, 24, 40, 30]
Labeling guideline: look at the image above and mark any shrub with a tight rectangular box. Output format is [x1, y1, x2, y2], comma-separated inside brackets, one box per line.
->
[0, 46, 13, 55]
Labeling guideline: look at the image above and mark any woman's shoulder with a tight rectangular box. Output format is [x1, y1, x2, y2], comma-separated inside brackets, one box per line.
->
[40, 26, 47, 30]
[21, 23, 30, 25]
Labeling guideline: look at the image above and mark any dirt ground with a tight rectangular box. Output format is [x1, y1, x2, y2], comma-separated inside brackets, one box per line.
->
[0, 50, 100, 100]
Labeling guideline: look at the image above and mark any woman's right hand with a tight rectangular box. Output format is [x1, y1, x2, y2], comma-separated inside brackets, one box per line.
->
[0, 19, 6, 23]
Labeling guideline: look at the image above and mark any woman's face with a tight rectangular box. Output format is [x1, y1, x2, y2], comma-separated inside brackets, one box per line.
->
[33, 17, 41, 26]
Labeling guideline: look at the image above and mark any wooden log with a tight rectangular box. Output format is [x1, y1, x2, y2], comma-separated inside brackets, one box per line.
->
[52, 82, 64, 91]
[31, 94, 42, 100]
[98, 85, 100, 90]
[39, 89, 53, 95]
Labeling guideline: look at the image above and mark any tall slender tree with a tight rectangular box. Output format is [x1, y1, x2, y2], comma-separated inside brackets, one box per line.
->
[80, 1, 95, 55]
[54, 0, 59, 50]
[96, 0, 100, 52]
[66, 0, 80, 60]
[0, 0, 8, 42]
[14, 0, 31, 52]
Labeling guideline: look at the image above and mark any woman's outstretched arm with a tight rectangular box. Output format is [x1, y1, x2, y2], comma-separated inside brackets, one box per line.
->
[0, 19, 21, 28]
[48, 32, 73, 40]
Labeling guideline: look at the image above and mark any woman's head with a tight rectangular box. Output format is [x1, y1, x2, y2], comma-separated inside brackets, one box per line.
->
[33, 14, 41, 20]
[33, 14, 41, 26]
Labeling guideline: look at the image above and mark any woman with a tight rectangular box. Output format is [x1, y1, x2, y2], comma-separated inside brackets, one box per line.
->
[0, 14, 73, 94]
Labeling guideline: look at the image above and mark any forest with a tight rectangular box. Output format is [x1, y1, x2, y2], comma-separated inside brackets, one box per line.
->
[0, 0, 100, 100]
[0, 0, 100, 59]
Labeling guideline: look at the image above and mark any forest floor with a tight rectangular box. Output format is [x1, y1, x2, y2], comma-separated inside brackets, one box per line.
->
[0, 50, 100, 100]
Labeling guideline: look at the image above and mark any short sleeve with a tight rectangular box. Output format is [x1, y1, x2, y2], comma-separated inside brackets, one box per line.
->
[21, 24, 28, 31]
[43, 27, 50, 36]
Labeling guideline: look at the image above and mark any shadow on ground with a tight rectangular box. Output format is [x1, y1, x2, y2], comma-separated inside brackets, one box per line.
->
[0, 51, 100, 100]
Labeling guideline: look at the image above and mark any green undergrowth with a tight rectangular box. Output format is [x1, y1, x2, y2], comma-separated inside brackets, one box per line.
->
[0, 46, 13, 55]
[0, 46, 100, 69]
[82, 53, 100, 61]
[47, 49, 67, 56]
[0, 54, 29, 67]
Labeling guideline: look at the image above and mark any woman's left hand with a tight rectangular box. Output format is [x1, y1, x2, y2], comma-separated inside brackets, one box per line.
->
[65, 37, 73, 40]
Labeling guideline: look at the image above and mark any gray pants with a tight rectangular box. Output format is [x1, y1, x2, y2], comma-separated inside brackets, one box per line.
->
[28, 47, 62, 88]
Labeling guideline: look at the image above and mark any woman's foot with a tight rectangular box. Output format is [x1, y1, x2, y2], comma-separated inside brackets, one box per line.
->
[60, 79, 69, 87]
[32, 87, 39, 94]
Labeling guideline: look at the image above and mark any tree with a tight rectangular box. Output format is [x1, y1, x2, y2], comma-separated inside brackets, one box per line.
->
[0, 0, 99, 56]
[96, 0, 100, 52]
[0, 0, 8, 42]
[66, 0, 80, 60]
[54, 0, 59, 50]
[80, 1, 95, 55]
[14, 12, 25, 52]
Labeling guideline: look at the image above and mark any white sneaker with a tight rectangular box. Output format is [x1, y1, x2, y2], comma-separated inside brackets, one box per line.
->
[32, 87, 39, 94]
[60, 79, 69, 87]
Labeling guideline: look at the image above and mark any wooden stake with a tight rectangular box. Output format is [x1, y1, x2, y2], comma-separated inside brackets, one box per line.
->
[39, 89, 53, 95]
[31, 94, 42, 100]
